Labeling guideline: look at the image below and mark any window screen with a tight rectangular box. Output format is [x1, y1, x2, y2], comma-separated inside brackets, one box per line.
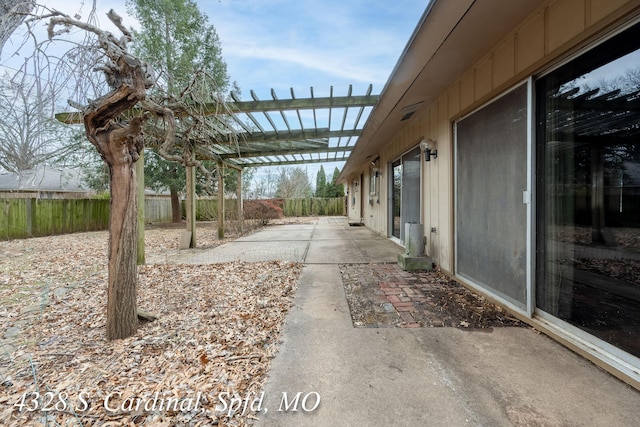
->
[456, 84, 528, 308]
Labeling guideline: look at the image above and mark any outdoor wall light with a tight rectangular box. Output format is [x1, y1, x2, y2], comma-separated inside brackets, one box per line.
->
[370, 157, 381, 177]
[420, 138, 437, 162]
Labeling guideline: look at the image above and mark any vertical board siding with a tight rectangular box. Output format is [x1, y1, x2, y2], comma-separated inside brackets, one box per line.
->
[351, 0, 636, 272]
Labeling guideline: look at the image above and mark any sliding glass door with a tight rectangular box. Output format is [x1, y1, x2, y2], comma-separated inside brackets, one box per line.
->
[390, 147, 421, 243]
[391, 160, 402, 239]
[536, 22, 640, 358]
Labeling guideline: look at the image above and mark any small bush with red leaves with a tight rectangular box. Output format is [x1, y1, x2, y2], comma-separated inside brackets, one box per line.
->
[244, 199, 284, 225]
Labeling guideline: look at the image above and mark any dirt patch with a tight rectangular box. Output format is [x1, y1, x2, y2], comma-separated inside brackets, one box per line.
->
[340, 264, 525, 329]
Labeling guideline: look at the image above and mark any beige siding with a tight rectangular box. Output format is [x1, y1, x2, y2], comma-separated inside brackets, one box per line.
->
[351, 0, 638, 273]
[475, 56, 493, 100]
[547, 0, 587, 52]
[590, 0, 632, 23]
[515, 10, 545, 73]
[448, 82, 461, 118]
[493, 38, 516, 88]
[460, 70, 475, 110]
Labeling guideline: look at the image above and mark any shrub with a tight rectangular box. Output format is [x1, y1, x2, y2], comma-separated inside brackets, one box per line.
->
[244, 199, 283, 225]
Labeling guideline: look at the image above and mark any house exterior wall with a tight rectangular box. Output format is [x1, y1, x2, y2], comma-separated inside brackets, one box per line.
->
[344, 0, 640, 388]
[346, 0, 639, 275]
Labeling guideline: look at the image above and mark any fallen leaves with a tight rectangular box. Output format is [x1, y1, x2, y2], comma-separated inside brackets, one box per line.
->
[0, 228, 301, 426]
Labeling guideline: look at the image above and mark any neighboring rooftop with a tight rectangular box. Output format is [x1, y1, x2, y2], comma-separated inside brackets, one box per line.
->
[0, 166, 90, 193]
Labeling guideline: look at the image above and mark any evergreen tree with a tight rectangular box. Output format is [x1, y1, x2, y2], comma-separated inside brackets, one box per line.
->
[326, 166, 345, 197]
[127, 0, 229, 94]
[127, 0, 233, 219]
[315, 165, 327, 197]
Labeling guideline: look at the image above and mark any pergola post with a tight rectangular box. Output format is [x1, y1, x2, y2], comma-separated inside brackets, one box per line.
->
[136, 149, 145, 265]
[237, 168, 244, 233]
[186, 150, 197, 248]
[218, 163, 225, 239]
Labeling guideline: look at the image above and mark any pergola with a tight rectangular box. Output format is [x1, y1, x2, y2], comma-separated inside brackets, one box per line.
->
[57, 84, 378, 255]
[199, 84, 377, 167]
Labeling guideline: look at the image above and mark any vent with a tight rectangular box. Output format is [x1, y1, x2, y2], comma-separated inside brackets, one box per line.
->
[399, 101, 423, 122]
[401, 111, 416, 121]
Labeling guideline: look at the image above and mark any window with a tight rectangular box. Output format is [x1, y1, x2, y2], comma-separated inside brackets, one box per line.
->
[536, 22, 640, 358]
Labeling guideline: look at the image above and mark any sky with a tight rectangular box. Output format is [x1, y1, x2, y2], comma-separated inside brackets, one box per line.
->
[200, 0, 428, 189]
[2, 0, 428, 191]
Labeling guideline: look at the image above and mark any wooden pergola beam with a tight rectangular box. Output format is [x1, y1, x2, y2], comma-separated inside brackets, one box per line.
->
[216, 146, 353, 160]
[55, 94, 379, 124]
[237, 128, 361, 143]
[228, 155, 352, 167]
[211, 94, 379, 115]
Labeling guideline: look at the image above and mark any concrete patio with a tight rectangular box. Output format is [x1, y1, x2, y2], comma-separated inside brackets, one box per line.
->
[173, 217, 640, 426]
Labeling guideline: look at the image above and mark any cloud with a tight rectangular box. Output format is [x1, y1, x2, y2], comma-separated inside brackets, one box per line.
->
[205, 0, 425, 93]
[223, 41, 389, 84]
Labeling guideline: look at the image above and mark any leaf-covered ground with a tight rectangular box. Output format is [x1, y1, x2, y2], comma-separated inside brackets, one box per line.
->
[0, 225, 302, 426]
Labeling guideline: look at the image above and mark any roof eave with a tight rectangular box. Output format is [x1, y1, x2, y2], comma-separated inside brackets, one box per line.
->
[339, 0, 545, 182]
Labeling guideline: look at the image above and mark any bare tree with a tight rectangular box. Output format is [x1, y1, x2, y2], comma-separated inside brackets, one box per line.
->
[275, 166, 313, 198]
[0, 77, 77, 172]
[0, 0, 34, 54]
[1, 2, 98, 175]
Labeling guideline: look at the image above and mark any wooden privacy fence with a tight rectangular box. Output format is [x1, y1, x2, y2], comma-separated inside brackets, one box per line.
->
[184, 197, 346, 220]
[0, 197, 173, 240]
[283, 197, 346, 217]
[1, 197, 347, 240]
[1, 198, 110, 240]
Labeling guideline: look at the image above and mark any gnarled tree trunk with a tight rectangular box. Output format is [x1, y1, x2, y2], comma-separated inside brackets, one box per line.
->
[81, 33, 150, 340]
[105, 138, 140, 340]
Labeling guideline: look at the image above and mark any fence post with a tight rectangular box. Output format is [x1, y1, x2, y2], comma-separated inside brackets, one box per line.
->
[26, 198, 35, 236]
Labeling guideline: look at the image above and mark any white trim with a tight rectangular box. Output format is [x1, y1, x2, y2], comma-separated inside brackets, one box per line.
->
[535, 310, 640, 383]
[526, 77, 535, 317]
[420, 146, 424, 228]
[389, 236, 403, 247]
[453, 123, 458, 277]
